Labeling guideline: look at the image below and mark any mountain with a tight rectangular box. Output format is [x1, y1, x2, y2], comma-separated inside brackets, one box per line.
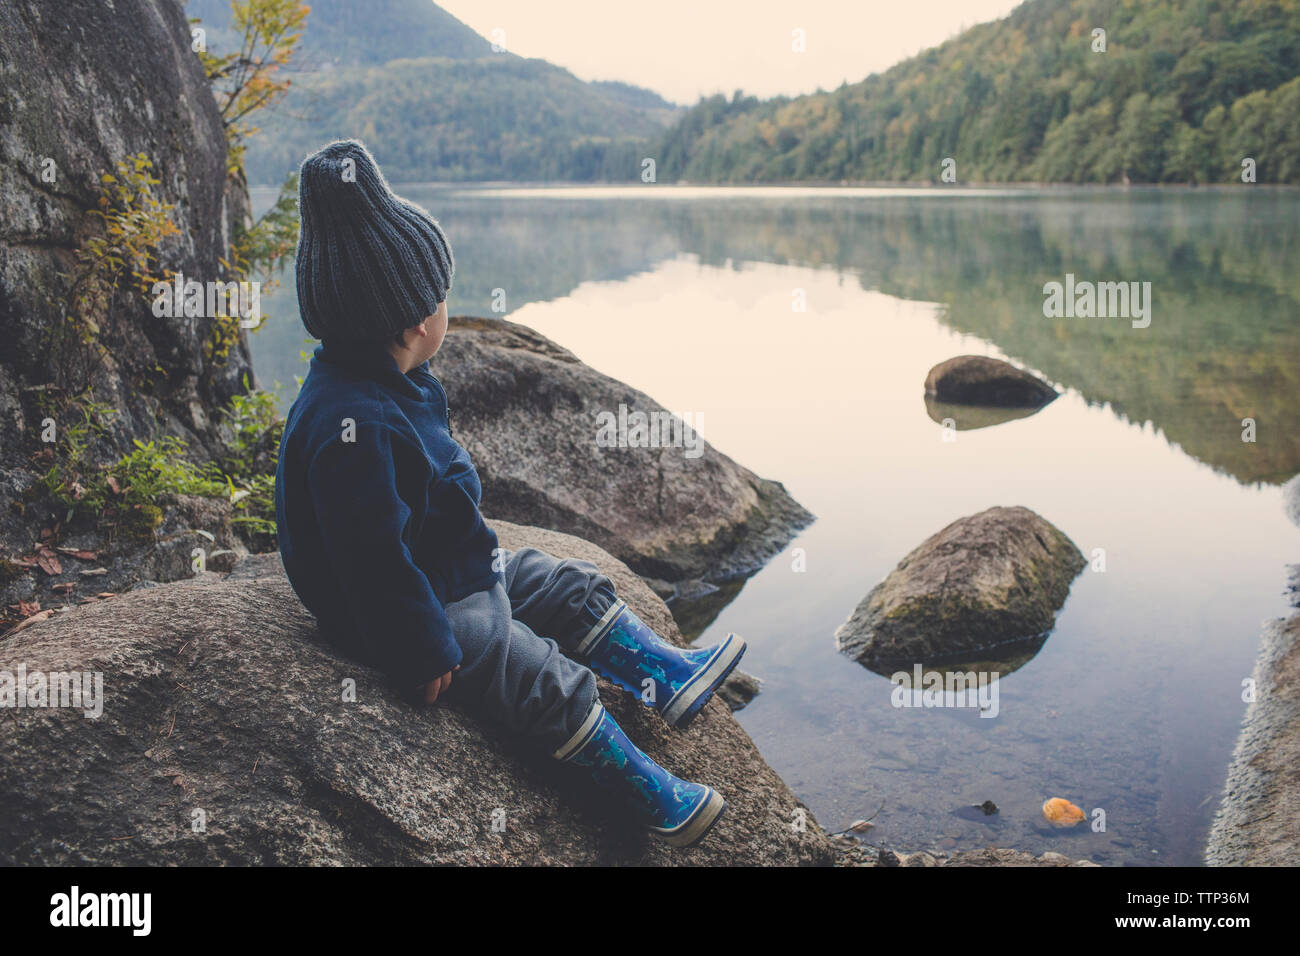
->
[186, 0, 681, 184]
[649, 0, 1300, 184]
[243, 55, 675, 184]
[185, 0, 491, 66]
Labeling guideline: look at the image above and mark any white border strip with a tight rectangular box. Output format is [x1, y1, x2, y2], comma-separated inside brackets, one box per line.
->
[552, 701, 606, 762]
[576, 600, 627, 655]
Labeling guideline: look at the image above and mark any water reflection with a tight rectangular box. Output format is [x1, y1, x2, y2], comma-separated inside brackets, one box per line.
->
[862, 634, 1053, 683]
[430, 186, 1300, 485]
[924, 396, 1049, 431]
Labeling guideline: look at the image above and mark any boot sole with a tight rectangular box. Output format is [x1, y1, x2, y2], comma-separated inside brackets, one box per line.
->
[655, 787, 727, 848]
[663, 634, 747, 729]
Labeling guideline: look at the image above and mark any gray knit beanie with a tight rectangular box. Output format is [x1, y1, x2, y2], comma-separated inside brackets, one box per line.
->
[295, 140, 454, 341]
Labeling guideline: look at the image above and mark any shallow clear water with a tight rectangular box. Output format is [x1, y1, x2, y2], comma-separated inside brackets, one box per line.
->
[251, 185, 1300, 865]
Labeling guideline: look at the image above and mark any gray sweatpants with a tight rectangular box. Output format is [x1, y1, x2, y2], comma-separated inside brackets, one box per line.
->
[442, 547, 617, 749]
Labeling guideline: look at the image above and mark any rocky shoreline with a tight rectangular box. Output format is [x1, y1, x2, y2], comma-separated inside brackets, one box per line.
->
[1204, 480, 1300, 866]
[0, 529, 1106, 867]
[1205, 601, 1300, 865]
[831, 837, 1098, 867]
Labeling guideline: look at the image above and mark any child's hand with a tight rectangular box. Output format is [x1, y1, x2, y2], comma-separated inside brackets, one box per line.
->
[422, 665, 459, 705]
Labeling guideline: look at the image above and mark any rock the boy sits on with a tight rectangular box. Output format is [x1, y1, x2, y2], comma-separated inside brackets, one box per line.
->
[274, 140, 746, 847]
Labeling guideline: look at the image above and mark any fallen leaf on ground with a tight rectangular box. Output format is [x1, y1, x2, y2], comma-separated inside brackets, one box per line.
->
[55, 547, 98, 560]
[34, 549, 62, 576]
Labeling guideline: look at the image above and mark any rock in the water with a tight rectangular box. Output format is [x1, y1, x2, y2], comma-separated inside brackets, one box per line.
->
[0, 521, 832, 866]
[835, 506, 1085, 669]
[431, 317, 812, 584]
[1283, 473, 1300, 529]
[924, 356, 1057, 407]
[717, 670, 762, 712]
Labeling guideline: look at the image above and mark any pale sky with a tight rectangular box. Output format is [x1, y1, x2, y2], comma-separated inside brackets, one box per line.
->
[438, 0, 1026, 104]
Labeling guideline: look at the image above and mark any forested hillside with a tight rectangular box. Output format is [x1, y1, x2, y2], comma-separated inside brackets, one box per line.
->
[652, 0, 1300, 184]
[187, 0, 680, 184]
[186, 0, 491, 66]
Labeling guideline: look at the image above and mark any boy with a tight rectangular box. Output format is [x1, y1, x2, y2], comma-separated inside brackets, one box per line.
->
[274, 140, 746, 847]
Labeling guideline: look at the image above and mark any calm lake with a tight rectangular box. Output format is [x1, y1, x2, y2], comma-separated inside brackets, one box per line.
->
[250, 184, 1300, 866]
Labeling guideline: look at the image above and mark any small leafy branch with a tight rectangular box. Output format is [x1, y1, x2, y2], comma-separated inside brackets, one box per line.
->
[191, 1, 306, 365]
[231, 171, 300, 280]
[31, 386, 283, 549]
[207, 171, 300, 365]
[194, 0, 309, 178]
[49, 153, 180, 392]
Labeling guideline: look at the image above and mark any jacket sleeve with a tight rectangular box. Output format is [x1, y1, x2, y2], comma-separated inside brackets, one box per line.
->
[307, 423, 462, 686]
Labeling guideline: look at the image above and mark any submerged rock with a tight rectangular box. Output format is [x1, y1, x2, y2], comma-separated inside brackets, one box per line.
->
[924, 356, 1057, 408]
[835, 506, 1086, 669]
[431, 317, 813, 585]
[0, 521, 832, 865]
[667, 577, 747, 641]
[716, 670, 762, 712]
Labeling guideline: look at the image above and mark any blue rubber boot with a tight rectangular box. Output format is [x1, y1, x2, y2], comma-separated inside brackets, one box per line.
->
[576, 600, 746, 728]
[553, 700, 726, 847]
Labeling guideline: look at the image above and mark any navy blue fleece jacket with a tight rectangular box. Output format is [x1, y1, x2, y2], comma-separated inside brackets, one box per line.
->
[274, 340, 500, 686]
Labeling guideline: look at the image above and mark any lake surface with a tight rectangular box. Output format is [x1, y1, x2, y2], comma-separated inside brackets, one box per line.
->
[250, 184, 1300, 866]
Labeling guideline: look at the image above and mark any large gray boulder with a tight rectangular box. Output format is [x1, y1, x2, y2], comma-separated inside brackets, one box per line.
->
[836, 506, 1086, 670]
[0, 521, 833, 866]
[924, 356, 1057, 407]
[0, 0, 257, 625]
[432, 316, 812, 585]
[0, 0, 253, 455]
